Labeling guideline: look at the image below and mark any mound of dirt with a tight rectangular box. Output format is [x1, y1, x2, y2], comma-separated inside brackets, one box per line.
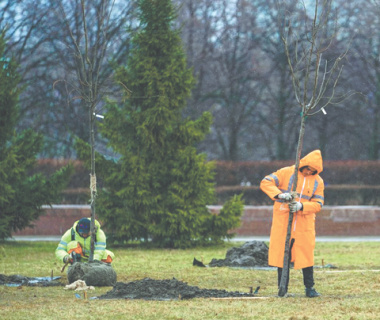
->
[0, 274, 63, 287]
[208, 241, 269, 268]
[67, 261, 117, 286]
[98, 277, 254, 300]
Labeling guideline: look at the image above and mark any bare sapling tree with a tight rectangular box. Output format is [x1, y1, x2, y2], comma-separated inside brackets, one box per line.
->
[277, 0, 353, 297]
[53, 0, 118, 261]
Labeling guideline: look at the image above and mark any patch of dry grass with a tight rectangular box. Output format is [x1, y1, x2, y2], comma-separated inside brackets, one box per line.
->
[0, 241, 379, 319]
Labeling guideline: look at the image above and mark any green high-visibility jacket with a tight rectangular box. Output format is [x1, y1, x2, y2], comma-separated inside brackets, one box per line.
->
[55, 218, 108, 263]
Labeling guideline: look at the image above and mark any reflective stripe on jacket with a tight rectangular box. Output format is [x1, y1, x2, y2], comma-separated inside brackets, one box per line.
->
[55, 218, 108, 262]
[260, 150, 325, 269]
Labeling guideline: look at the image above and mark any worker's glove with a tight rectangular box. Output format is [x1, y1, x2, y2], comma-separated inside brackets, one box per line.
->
[289, 201, 303, 213]
[63, 255, 72, 264]
[278, 193, 293, 201]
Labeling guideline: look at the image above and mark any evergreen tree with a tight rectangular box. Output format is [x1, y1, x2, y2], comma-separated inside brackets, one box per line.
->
[0, 31, 72, 239]
[77, 0, 243, 248]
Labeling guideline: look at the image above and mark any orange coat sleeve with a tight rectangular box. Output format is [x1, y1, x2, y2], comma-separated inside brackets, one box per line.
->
[260, 168, 288, 200]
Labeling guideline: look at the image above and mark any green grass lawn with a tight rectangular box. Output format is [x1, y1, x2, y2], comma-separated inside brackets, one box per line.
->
[0, 241, 379, 320]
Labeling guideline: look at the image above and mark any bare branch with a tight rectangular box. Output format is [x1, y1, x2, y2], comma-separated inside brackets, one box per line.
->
[281, 0, 351, 116]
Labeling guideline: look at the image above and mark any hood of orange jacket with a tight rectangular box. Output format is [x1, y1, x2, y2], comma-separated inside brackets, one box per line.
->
[299, 150, 323, 174]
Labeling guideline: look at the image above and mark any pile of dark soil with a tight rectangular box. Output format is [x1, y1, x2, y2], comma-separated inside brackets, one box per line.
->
[208, 241, 269, 268]
[0, 274, 63, 287]
[98, 277, 254, 300]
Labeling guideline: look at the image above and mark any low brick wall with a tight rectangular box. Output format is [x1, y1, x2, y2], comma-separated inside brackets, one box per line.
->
[12, 205, 91, 236]
[12, 205, 380, 237]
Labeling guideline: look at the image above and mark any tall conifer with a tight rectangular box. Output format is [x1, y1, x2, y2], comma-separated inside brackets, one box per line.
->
[92, 0, 243, 247]
[0, 31, 72, 239]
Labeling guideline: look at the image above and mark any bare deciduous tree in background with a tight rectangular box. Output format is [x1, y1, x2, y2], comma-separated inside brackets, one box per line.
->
[277, 0, 353, 297]
[255, 0, 301, 160]
[348, 0, 380, 160]
[1, 0, 378, 161]
[178, 0, 264, 161]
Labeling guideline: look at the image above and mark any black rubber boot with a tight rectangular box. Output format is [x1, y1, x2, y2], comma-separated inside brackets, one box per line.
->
[305, 287, 321, 298]
[302, 266, 315, 288]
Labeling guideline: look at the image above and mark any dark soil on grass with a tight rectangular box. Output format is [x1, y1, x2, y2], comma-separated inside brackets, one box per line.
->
[208, 241, 269, 268]
[97, 241, 267, 300]
[1, 241, 268, 295]
[0, 274, 63, 287]
[98, 277, 255, 300]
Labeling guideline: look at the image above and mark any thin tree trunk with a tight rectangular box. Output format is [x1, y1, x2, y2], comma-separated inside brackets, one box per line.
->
[278, 114, 306, 297]
[89, 106, 96, 262]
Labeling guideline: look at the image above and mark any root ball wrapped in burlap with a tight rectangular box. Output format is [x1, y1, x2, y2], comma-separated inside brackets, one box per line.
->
[67, 261, 117, 286]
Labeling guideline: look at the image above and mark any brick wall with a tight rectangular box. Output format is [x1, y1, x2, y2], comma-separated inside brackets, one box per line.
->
[12, 205, 380, 237]
[12, 205, 91, 236]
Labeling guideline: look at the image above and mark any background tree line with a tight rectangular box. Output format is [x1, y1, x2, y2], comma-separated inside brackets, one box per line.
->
[1, 0, 246, 247]
[1, 0, 379, 161]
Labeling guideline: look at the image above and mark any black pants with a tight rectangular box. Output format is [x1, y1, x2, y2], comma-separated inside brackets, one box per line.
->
[277, 238, 315, 290]
[277, 266, 315, 289]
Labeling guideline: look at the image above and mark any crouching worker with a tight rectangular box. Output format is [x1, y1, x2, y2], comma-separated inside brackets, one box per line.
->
[55, 217, 115, 266]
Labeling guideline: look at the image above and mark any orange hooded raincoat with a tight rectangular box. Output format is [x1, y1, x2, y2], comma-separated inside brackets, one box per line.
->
[260, 150, 325, 269]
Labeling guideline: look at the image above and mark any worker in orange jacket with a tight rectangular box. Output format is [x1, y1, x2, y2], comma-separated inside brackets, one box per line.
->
[260, 150, 324, 298]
